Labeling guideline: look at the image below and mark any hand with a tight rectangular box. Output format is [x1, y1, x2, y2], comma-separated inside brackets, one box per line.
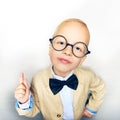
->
[83, 109, 93, 118]
[14, 73, 30, 104]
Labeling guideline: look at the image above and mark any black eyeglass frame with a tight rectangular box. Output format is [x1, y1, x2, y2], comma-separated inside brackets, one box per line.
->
[49, 35, 91, 58]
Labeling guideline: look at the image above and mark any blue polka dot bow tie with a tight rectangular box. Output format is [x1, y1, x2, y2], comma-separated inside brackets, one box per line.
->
[49, 74, 78, 95]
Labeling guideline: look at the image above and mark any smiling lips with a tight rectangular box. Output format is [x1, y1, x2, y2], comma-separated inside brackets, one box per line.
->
[58, 58, 71, 64]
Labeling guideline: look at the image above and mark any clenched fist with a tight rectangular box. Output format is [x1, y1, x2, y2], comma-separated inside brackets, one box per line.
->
[14, 73, 30, 104]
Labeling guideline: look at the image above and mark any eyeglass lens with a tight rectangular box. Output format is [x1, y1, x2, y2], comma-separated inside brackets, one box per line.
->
[50, 35, 90, 58]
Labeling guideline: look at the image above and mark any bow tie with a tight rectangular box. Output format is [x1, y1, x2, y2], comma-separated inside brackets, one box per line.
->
[49, 74, 78, 95]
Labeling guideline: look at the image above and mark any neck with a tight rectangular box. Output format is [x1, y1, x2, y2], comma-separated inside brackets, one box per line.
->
[52, 66, 72, 78]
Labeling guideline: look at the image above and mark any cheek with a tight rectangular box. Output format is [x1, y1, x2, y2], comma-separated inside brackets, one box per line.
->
[49, 46, 54, 58]
[73, 60, 82, 67]
[72, 57, 86, 68]
[49, 49, 58, 63]
[49, 49, 54, 61]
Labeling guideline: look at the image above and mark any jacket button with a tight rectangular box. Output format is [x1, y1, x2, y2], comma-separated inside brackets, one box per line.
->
[57, 114, 61, 118]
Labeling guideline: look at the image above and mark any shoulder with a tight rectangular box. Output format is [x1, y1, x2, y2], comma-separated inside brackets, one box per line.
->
[34, 66, 51, 79]
[74, 66, 101, 83]
[31, 66, 52, 85]
[74, 66, 96, 76]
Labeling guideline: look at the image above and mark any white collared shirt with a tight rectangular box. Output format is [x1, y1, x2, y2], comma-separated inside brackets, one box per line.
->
[51, 69, 74, 120]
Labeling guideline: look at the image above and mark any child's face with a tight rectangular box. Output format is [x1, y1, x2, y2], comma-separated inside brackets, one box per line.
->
[49, 21, 90, 77]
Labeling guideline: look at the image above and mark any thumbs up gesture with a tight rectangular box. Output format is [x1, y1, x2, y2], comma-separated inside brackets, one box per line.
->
[14, 73, 30, 104]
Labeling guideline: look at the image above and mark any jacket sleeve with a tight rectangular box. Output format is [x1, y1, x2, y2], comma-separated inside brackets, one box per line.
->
[85, 71, 106, 112]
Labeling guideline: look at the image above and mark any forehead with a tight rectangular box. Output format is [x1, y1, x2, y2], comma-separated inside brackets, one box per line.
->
[54, 21, 90, 45]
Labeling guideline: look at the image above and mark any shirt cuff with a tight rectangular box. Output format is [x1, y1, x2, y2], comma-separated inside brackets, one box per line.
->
[86, 107, 97, 115]
[16, 93, 34, 110]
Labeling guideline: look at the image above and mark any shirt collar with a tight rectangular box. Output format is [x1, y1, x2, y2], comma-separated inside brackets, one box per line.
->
[51, 67, 74, 81]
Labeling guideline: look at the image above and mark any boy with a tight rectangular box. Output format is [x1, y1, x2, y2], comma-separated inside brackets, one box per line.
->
[14, 18, 106, 120]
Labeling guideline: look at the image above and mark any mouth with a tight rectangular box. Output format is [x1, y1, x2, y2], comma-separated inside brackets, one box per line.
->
[58, 57, 71, 64]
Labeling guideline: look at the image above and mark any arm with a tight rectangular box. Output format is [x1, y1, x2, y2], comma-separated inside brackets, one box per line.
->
[84, 72, 106, 117]
[14, 73, 40, 117]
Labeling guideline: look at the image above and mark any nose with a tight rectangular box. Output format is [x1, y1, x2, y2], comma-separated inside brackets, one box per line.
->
[63, 45, 73, 56]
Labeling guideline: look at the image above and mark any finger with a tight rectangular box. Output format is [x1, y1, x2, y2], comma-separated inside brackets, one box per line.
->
[15, 93, 25, 100]
[14, 88, 26, 99]
[19, 73, 29, 88]
[20, 73, 29, 88]
[15, 84, 26, 91]
[15, 89, 26, 95]
[19, 73, 24, 84]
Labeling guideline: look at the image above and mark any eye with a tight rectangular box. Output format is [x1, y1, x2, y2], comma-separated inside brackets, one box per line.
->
[75, 47, 81, 51]
[57, 41, 65, 45]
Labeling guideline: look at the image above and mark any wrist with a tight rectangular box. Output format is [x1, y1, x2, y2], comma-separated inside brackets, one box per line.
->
[19, 99, 29, 104]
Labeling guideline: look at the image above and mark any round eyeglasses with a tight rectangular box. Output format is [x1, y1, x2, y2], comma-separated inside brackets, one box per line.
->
[49, 35, 91, 58]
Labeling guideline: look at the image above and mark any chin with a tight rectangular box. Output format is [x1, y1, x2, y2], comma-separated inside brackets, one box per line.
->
[57, 66, 72, 74]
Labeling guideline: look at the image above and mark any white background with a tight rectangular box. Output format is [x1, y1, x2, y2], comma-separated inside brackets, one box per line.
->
[0, 0, 120, 120]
